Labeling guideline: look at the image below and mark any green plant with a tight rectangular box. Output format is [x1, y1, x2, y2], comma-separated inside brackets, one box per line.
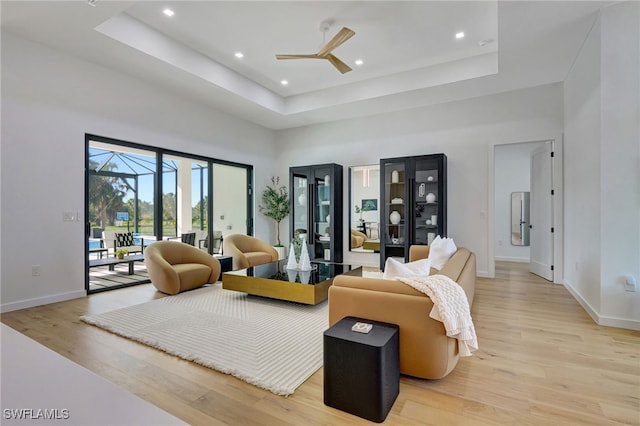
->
[354, 205, 363, 221]
[115, 248, 128, 258]
[258, 176, 290, 247]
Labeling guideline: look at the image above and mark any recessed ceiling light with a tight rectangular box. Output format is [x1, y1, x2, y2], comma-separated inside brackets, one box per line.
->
[280, 80, 289, 86]
[355, 59, 364, 66]
[456, 32, 465, 39]
[234, 52, 244, 59]
[163, 8, 175, 17]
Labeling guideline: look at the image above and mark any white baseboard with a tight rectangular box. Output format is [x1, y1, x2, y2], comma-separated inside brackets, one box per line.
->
[494, 256, 529, 263]
[1, 290, 86, 313]
[477, 270, 490, 278]
[562, 280, 640, 331]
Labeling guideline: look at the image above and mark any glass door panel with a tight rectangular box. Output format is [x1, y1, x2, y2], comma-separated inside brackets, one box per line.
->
[413, 158, 440, 245]
[382, 160, 406, 260]
[212, 164, 248, 252]
[291, 172, 309, 242]
[313, 167, 331, 260]
[87, 140, 157, 293]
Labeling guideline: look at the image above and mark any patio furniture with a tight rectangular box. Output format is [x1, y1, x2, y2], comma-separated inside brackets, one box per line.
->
[102, 230, 144, 257]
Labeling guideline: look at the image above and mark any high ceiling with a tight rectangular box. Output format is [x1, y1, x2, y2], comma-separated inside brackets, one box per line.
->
[1, 1, 610, 130]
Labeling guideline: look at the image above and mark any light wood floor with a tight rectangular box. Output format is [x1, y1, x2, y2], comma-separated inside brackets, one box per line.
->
[2, 262, 639, 425]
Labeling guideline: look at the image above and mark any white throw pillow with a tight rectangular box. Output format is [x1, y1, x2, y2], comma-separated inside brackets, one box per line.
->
[428, 236, 457, 270]
[382, 257, 432, 280]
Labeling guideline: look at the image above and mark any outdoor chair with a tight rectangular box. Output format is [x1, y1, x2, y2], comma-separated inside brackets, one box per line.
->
[102, 230, 144, 257]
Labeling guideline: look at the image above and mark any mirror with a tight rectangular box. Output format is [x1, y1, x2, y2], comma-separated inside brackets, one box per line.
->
[349, 165, 381, 252]
[511, 192, 530, 246]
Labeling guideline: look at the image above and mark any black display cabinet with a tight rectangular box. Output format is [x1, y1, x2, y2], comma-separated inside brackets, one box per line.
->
[290, 163, 343, 263]
[380, 154, 447, 269]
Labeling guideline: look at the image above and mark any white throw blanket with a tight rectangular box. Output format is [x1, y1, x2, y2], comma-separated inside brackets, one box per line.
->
[398, 274, 478, 356]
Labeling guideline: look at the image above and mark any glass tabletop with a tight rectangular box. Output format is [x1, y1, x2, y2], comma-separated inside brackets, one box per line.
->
[227, 260, 361, 285]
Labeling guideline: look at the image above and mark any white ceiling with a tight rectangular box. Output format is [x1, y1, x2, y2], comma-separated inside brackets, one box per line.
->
[1, 1, 610, 130]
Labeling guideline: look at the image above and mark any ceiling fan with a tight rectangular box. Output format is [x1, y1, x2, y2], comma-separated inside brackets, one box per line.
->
[276, 26, 356, 74]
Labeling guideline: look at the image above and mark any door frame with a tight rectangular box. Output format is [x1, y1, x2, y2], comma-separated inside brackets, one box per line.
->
[487, 137, 564, 283]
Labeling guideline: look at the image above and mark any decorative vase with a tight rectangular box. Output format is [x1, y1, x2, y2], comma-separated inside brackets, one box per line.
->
[274, 246, 286, 260]
[391, 170, 399, 183]
[286, 243, 298, 269]
[390, 210, 401, 224]
[298, 243, 312, 271]
[426, 192, 436, 203]
[326, 214, 330, 224]
[298, 192, 306, 206]
[117, 253, 124, 260]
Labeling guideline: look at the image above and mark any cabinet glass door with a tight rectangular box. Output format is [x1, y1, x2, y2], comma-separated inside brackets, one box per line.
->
[313, 169, 332, 260]
[291, 172, 309, 242]
[383, 160, 406, 260]
[413, 158, 441, 245]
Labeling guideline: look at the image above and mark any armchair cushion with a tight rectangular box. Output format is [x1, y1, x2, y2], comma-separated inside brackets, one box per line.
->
[115, 232, 134, 247]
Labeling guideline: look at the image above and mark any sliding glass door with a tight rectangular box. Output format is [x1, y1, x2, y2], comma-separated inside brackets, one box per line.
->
[86, 135, 253, 293]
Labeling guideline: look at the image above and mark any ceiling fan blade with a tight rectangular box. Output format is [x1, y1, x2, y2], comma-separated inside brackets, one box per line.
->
[276, 54, 320, 60]
[327, 54, 352, 74]
[317, 27, 355, 57]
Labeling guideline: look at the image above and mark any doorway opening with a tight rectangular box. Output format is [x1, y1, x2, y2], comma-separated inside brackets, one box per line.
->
[491, 139, 561, 282]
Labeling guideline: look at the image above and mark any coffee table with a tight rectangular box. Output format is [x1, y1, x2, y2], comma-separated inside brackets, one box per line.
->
[222, 260, 362, 305]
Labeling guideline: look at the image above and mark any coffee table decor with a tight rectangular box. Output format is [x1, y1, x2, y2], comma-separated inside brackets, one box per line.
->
[81, 283, 328, 396]
[286, 239, 312, 270]
[223, 260, 361, 305]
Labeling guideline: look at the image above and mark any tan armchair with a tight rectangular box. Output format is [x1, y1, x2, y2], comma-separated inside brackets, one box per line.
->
[329, 245, 476, 379]
[222, 234, 278, 270]
[144, 241, 221, 295]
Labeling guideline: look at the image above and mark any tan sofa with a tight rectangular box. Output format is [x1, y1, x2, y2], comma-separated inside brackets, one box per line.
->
[144, 241, 221, 295]
[222, 234, 278, 270]
[329, 245, 476, 379]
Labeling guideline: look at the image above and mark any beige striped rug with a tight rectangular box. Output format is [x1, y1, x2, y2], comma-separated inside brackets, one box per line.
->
[81, 283, 328, 396]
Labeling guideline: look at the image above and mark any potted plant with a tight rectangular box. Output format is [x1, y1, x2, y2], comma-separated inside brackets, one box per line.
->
[258, 176, 290, 259]
[115, 248, 128, 259]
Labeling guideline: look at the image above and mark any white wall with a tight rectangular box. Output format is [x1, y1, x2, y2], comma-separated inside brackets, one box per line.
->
[563, 1, 640, 329]
[0, 33, 276, 311]
[494, 142, 545, 262]
[276, 84, 564, 272]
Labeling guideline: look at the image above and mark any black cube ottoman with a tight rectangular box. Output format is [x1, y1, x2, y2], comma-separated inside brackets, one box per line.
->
[323, 316, 399, 423]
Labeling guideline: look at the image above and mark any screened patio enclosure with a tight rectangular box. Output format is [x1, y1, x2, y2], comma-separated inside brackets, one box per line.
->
[86, 136, 252, 293]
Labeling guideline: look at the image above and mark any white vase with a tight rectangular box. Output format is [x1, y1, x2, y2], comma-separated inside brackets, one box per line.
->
[326, 214, 330, 224]
[298, 192, 306, 205]
[391, 170, 399, 183]
[286, 244, 298, 269]
[426, 192, 436, 203]
[298, 243, 312, 271]
[274, 246, 286, 260]
[390, 210, 401, 224]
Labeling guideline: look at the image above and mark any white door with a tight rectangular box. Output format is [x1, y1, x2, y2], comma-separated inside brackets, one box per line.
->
[530, 142, 554, 281]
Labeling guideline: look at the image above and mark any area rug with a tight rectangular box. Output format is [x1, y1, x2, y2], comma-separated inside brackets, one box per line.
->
[80, 283, 328, 396]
